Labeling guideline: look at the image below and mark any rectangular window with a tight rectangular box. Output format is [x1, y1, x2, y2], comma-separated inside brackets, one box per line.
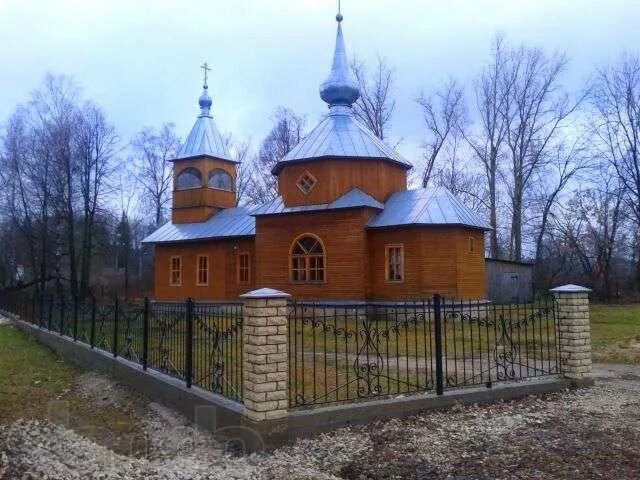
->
[385, 245, 404, 283]
[237, 252, 250, 284]
[469, 236, 476, 253]
[170, 256, 182, 286]
[309, 255, 324, 282]
[197, 255, 209, 286]
[291, 256, 307, 282]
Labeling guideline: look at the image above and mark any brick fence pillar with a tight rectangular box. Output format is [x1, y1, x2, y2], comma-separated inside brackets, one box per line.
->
[240, 288, 290, 421]
[550, 284, 592, 379]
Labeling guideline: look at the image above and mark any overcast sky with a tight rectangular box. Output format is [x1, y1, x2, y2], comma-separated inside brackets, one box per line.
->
[1, 0, 639, 165]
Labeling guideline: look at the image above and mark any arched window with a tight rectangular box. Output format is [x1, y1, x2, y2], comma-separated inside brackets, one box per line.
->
[175, 168, 202, 190]
[290, 234, 325, 283]
[208, 169, 234, 191]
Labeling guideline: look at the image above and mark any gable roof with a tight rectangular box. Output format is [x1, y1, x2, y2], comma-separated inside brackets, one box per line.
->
[142, 207, 254, 244]
[251, 187, 384, 216]
[272, 106, 411, 174]
[367, 188, 491, 231]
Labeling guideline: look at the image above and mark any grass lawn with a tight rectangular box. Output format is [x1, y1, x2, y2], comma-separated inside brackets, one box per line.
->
[0, 324, 147, 454]
[591, 303, 640, 364]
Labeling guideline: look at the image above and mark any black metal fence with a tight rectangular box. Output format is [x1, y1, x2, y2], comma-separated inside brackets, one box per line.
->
[0, 291, 244, 403]
[288, 295, 559, 408]
[1, 287, 561, 411]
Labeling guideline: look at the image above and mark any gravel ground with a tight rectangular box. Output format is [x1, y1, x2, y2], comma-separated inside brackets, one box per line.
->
[2, 364, 640, 479]
[0, 313, 638, 480]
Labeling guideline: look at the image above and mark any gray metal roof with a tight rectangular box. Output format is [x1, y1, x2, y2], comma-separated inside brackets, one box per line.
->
[329, 187, 384, 209]
[172, 86, 233, 162]
[271, 14, 412, 175]
[367, 188, 491, 231]
[142, 207, 254, 244]
[142, 188, 488, 244]
[251, 187, 384, 216]
[272, 106, 412, 174]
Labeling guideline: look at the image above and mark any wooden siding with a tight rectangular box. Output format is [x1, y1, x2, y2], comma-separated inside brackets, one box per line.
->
[367, 227, 486, 300]
[172, 157, 237, 223]
[277, 158, 407, 206]
[153, 224, 486, 301]
[173, 188, 236, 209]
[455, 229, 487, 299]
[171, 205, 221, 224]
[154, 238, 255, 301]
[254, 209, 376, 299]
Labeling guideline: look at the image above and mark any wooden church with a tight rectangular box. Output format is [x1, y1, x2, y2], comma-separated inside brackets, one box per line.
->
[143, 13, 490, 301]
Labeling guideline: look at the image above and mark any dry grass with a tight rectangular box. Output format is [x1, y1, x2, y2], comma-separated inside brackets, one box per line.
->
[0, 324, 147, 455]
[591, 303, 640, 364]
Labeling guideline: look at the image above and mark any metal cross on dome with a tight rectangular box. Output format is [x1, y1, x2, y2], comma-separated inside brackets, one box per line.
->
[200, 62, 211, 88]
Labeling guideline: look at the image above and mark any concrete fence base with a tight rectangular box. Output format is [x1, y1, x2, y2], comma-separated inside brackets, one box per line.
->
[2, 282, 595, 451]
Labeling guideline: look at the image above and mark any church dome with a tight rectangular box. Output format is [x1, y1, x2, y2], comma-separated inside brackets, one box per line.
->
[319, 15, 360, 107]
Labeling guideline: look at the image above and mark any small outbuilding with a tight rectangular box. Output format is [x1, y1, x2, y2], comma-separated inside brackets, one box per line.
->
[485, 258, 534, 304]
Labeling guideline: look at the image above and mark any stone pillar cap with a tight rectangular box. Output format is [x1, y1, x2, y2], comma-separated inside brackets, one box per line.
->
[240, 288, 291, 299]
[549, 284, 592, 293]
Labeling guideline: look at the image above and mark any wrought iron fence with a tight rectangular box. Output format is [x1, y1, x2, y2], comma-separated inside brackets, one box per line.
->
[288, 295, 559, 408]
[1, 287, 560, 410]
[0, 290, 244, 403]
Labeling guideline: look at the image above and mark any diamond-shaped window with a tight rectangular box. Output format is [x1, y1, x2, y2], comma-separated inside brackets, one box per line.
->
[296, 171, 317, 195]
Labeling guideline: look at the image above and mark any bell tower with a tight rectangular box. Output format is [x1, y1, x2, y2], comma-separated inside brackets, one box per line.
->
[171, 63, 238, 224]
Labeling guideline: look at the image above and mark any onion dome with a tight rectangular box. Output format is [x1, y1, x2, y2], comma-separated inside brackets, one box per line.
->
[271, 12, 411, 175]
[198, 86, 213, 116]
[319, 14, 360, 107]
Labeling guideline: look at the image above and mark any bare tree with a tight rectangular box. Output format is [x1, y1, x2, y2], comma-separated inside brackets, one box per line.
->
[221, 133, 253, 206]
[351, 56, 396, 140]
[503, 44, 581, 261]
[417, 79, 466, 188]
[244, 108, 305, 205]
[0, 108, 42, 287]
[591, 53, 640, 285]
[433, 148, 487, 214]
[132, 124, 180, 226]
[74, 103, 117, 297]
[32, 75, 80, 297]
[463, 36, 512, 258]
[531, 138, 588, 261]
[555, 169, 626, 299]
[232, 141, 253, 206]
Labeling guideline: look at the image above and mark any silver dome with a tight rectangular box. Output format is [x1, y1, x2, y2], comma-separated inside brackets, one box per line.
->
[319, 17, 360, 107]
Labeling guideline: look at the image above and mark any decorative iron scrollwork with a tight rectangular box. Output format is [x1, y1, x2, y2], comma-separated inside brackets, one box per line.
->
[192, 305, 243, 398]
[353, 320, 384, 397]
[494, 315, 517, 381]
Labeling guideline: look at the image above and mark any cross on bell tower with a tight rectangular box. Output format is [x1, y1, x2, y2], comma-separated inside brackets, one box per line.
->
[200, 62, 211, 89]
